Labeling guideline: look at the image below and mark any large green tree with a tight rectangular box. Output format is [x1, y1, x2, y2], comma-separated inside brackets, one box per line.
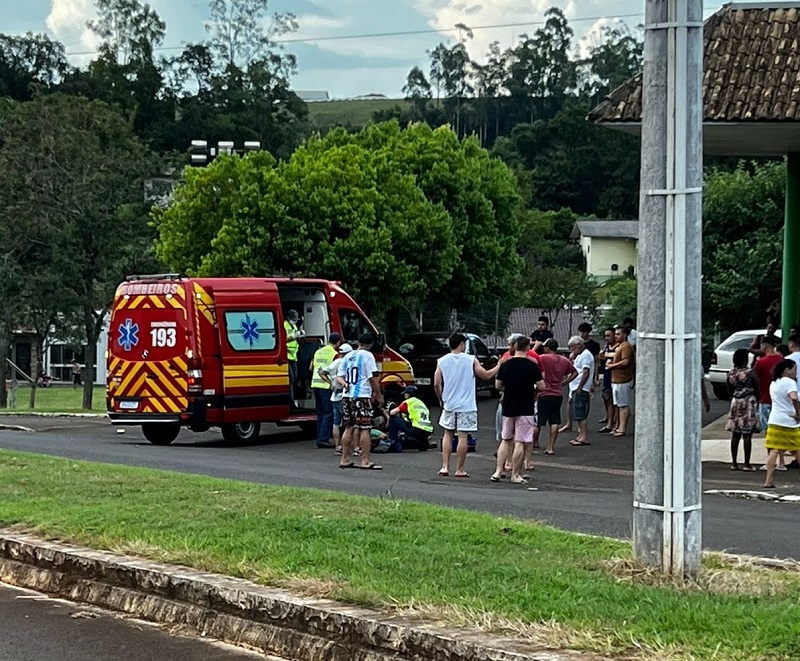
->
[702, 161, 785, 333]
[0, 94, 158, 409]
[155, 122, 523, 338]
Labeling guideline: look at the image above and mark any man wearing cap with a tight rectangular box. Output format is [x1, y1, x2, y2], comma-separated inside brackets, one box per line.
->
[337, 333, 384, 470]
[312, 333, 342, 448]
[387, 386, 434, 451]
[321, 343, 352, 453]
[284, 309, 305, 407]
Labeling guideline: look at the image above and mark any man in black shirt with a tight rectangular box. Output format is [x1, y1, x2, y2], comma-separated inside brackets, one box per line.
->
[578, 322, 600, 357]
[492, 336, 544, 484]
[530, 316, 554, 349]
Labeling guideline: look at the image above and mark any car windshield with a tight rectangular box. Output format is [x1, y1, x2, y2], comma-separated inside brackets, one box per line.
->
[399, 336, 449, 355]
[718, 336, 755, 351]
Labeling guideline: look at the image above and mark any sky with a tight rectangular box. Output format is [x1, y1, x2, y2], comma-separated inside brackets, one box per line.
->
[2, 0, 729, 99]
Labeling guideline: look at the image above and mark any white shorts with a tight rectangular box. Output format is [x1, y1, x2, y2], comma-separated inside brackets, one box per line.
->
[439, 409, 478, 433]
[612, 382, 633, 408]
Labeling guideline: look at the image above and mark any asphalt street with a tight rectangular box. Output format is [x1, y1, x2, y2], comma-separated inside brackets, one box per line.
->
[0, 394, 798, 559]
[0, 583, 282, 661]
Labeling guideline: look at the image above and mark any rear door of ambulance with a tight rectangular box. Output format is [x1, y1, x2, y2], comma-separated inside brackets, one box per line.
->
[107, 281, 190, 420]
[214, 285, 290, 422]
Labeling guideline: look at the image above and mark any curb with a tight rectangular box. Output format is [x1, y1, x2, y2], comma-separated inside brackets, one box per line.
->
[0, 412, 106, 418]
[704, 489, 800, 503]
[0, 532, 605, 661]
[0, 424, 35, 433]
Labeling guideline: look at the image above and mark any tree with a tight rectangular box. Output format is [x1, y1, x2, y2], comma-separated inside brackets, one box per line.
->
[155, 122, 524, 338]
[527, 267, 597, 327]
[403, 66, 432, 120]
[581, 24, 644, 100]
[0, 33, 70, 100]
[0, 94, 158, 409]
[599, 276, 637, 328]
[702, 162, 785, 333]
[87, 0, 166, 65]
[205, 0, 298, 74]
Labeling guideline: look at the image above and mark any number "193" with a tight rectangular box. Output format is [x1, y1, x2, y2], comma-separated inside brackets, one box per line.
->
[150, 328, 176, 348]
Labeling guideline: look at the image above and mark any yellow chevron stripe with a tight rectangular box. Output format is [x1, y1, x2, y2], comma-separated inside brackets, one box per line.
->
[148, 363, 182, 398]
[224, 365, 288, 377]
[128, 296, 147, 310]
[117, 363, 145, 393]
[150, 296, 166, 309]
[224, 377, 290, 389]
[193, 283, 216, 326]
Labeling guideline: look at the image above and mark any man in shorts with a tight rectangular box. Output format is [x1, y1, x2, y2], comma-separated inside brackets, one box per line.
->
[536, 339, 577, 455]
[607, 326, 635, 436]
[435, 332, 500, 478]
[337, 333, 384, 470]
[567, 335, 594, 447]
[492, 336, 544, 484]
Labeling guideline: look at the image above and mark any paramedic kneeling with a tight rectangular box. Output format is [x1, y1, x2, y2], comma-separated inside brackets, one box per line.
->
[388, 386, 434, 451]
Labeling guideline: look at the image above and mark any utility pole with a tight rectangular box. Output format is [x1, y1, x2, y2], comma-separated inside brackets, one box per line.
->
[633, 0, 704, 577]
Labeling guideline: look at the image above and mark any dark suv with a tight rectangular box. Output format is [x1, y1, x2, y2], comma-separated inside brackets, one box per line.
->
[397, 332, 498, 398]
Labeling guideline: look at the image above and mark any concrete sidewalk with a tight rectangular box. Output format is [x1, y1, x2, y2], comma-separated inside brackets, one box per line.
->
[702, 414, 771, 464]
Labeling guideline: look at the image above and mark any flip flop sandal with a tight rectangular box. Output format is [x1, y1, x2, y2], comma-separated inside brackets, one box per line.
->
[611, 432, 626, 437]
[437, 469, 449, 477]
[569, 440, 591, 446]
[544, 450, 554, 455]
[763, 484, 776, 489]
[339, 463, 356, 469]
[598, 427, 613, 433]
[490, 475, 501, 483]
[359, 463, 382, 470]
[454, 472, 470, 478]
[730, 465, 741, 471]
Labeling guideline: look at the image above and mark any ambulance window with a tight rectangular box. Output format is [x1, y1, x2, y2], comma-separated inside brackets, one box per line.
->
[339, 310, 373, 345]
[224, 311, 277, 352]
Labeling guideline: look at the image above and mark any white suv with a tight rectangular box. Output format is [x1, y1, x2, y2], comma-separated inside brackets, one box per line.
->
[707, 328, 781, 400]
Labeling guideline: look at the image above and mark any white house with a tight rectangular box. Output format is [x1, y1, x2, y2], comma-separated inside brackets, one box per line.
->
[570, 220, 638, 282]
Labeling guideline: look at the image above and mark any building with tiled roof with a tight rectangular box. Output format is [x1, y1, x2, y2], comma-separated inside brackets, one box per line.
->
[570, 221, 638, 282]
[589, 2, 800, 155]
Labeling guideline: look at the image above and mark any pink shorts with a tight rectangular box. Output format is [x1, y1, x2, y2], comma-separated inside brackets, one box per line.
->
[501, 416, 535, 443]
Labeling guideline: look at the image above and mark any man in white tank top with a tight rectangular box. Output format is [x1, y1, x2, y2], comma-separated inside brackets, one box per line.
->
[434, 332, 501, 478]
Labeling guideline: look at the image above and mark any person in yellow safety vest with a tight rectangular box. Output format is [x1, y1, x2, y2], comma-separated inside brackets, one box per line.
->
[387, 386, 434, 452]
[311, 332, 341, 448]
[284, 309, 305, 407]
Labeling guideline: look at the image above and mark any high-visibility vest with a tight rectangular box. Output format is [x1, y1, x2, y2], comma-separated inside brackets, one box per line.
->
[284, 319, 299, 361]
[311, 344, 337, 389]
[406, 397, 433, 433]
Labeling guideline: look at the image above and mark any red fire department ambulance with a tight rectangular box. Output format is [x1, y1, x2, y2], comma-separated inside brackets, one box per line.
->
[106, 275, 414, 445]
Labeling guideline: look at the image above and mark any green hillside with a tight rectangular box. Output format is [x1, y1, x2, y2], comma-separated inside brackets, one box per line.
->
[307, 98, 409, 131]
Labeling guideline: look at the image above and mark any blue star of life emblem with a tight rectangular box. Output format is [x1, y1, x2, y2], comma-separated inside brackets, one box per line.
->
[117, 318, 140, 351]
[241, 314, 260, 347]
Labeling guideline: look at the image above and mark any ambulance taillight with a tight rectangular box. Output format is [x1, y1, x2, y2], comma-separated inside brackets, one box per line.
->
[187, 354, 203, 394]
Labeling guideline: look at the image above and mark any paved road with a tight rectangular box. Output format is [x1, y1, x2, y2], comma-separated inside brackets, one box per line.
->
[0, 395, 798, 559]
[0, 583, 282, 661]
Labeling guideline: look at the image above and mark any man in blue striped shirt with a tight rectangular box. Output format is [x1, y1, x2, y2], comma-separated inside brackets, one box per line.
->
[337, 333, 384, 470]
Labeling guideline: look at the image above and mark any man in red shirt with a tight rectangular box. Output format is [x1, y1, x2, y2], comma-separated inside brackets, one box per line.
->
[754, 336, 782, 430]
[536, 339, 577, 455]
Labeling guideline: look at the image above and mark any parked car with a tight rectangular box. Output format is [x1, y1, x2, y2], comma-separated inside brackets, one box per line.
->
[707, 328, 781, 400]
[397, 332, 498, 398]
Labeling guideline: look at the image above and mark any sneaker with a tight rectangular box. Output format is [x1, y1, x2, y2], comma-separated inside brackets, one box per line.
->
[777, 465, 788, 471]
[372, 440, 391, 453]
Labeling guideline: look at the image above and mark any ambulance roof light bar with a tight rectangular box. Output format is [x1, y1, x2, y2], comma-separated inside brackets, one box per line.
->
[125, 273, 182, 281]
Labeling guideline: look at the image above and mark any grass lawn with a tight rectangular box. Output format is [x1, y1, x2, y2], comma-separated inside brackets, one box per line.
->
[0, 452, 798, 660]
[307, 99, 408, 131]
[2, 385, 105, 413]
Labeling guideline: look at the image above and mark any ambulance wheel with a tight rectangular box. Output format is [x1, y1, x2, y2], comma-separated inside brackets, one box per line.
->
[142, 423, 180, 446]
[221, 422, 261, 444]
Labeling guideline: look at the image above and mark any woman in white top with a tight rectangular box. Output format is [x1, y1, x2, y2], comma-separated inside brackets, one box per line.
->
[764, 359, 800, 488]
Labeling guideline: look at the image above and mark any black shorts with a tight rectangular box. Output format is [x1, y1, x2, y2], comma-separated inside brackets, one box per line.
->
[537, 395, 563, 427]
[342, 397, 373, 430]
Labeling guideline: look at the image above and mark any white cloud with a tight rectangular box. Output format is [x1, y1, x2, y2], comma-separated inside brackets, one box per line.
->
[410, 0, 646, 64]
[46, 0, 100, 58]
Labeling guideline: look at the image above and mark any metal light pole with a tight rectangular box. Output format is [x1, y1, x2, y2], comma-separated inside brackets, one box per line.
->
[634, 0, 704, 577]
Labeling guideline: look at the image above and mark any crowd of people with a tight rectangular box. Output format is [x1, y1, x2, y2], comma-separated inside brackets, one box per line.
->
[311, 317, 638, 484]
[726, 331, 800, 487]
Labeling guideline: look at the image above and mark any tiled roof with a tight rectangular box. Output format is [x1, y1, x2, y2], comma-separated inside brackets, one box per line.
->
[589, 3, 800, 123]
[483, 307, 593, 348]
[570, 220, 639, 240]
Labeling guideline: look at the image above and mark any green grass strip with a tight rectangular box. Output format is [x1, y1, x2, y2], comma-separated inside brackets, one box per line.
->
[1, 385, 105, 413]
[0, 449, 798, 660]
